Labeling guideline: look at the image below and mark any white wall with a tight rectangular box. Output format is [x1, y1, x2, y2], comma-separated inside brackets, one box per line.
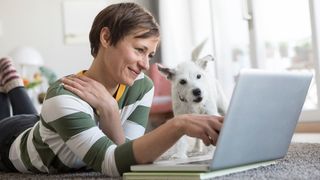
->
[0, 0, 152, 78]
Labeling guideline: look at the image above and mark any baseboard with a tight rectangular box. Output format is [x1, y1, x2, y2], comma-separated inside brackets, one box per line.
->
[295, 122, 320, 133]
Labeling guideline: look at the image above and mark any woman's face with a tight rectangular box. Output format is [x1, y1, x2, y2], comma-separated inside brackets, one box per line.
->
[103, 29, 159, 86]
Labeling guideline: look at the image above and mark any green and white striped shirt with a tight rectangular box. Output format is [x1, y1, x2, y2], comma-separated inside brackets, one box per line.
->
[9, 73, 154, 177]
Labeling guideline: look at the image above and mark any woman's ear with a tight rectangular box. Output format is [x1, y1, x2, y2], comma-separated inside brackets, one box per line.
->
[100, 27, 111, 48]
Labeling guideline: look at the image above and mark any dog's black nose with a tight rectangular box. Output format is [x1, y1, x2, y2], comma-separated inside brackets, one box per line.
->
[192, 88, 201, 96]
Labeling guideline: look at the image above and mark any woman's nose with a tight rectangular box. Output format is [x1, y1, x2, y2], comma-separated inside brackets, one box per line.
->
[139, 56, 150, 70]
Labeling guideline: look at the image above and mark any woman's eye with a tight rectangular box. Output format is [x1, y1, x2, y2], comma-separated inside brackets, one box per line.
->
[197, 74, 201, 79]
[136, 48, 144, 54]
[179, 79, 187, 85]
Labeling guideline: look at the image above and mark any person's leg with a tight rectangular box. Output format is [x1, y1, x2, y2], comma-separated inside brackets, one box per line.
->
[0, 88, 10, 120]
[0, 114, 39, 171]
[8, 87, 37, 115]
[0, 58, 11, 119]
[0, 58, 39, 171]
[0, 57, 37, 115]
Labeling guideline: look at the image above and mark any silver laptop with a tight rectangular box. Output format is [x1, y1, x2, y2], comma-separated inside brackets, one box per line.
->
[131, 69, 312, 173]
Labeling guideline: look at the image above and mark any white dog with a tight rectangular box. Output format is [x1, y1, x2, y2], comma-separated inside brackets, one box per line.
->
[157, 42, 228, 159]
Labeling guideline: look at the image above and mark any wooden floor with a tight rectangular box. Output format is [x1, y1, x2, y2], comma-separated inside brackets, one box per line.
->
[295, 122, 320, 133]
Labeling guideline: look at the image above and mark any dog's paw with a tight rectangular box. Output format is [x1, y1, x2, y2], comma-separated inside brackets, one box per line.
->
[170, 152, 188, 159]
[190, 146, 202, 153]
[190, 139, 204, 153]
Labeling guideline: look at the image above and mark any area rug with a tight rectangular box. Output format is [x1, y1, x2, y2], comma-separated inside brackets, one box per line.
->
[0, 143, 319, 179]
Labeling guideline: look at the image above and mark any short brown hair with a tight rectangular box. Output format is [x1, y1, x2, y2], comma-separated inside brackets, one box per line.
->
[89, 2, 160, 57]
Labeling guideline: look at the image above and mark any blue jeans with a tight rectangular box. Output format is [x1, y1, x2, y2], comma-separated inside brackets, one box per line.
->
[0, 87, 39, 171]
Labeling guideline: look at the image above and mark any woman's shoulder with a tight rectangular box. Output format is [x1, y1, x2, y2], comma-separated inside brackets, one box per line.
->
[44, 76, 87, 103]
[130, 72, 154, 91]
[45, 78, 75, 100]
[41, 77, 93, 116]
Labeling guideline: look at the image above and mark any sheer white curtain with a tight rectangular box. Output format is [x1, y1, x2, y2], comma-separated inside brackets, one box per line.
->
[158, 0, 215, 68]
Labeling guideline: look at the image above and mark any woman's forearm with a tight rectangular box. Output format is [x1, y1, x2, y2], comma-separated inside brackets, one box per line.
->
[132, 118, 184, 163]
[132, 114, 223, 164]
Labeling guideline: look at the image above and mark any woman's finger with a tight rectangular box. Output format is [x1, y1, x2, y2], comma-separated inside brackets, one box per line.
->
[65, 76, 92, 89]
[208, 118, 223, 133]
[206, 130, 218, 145]
[61, 77, 85, 90]
[63, 84, 85, 98]
[208, 135, 217, 145]
[68, 76, 89, 87]
[210, 115, 224, 123]
[217, 116, 224, 123]
[200, 133, 211, 146]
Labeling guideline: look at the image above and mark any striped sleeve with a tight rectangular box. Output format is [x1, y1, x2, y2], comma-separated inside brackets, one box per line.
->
[119, 73, 154, 140]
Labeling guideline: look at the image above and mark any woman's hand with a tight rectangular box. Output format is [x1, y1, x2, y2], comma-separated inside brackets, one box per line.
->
[174, 114, 223, 146]
[61, 75, 125, 145]
[61, 75, 115, 111]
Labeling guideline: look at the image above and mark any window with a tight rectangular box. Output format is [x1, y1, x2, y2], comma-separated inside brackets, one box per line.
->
[253, 0, 315, 109]
[210, 0, 320, 121]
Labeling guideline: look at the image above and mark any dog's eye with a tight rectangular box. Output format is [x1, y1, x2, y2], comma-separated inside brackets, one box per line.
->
[197, 74, 201, 79]
[179, 79, 187, 85]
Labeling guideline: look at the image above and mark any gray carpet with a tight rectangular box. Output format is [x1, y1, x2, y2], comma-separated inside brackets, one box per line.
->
[214, 143, 320, 180]
[0, 143, 319, 179]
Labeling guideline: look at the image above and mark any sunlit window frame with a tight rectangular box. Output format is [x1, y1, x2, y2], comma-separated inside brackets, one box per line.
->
[301, 0, 320, 121]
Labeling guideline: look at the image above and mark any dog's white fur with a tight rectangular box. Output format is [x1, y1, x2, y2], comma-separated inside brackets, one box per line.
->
[157, 41, 228, 159]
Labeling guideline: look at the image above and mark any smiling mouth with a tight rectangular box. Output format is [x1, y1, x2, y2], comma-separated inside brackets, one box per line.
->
[128, 68, 140, 75]
[193, 97, 203, 103]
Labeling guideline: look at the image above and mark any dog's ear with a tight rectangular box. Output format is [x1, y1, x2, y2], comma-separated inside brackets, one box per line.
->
[196, 55, 214, 69]
[192, 39, 208, 61]
[157, 63, 176, 80]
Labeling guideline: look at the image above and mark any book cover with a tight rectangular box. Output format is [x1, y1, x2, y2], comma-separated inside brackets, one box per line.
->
[123, 160, 276, 180]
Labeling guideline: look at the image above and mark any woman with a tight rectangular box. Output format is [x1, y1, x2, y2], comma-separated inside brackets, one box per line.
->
[0, 2, 223, 177]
